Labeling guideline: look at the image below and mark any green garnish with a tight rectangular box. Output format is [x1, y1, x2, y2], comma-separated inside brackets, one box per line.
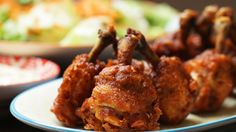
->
[18, 0, 35, 5]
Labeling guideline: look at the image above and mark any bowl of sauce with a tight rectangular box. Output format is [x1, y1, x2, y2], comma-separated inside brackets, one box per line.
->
[0, 55, 60, 102]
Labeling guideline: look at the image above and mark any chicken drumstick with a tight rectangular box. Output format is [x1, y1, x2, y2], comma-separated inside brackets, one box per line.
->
[77, 32, 161, 131]
[151, 9, 199, 60]
[51, 27, 117, 126]
[184, 17, 233, 112]
[131, 29, 194, 124]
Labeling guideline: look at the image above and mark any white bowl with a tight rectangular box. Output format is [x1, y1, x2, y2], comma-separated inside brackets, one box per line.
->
[0, 55, 60, 102]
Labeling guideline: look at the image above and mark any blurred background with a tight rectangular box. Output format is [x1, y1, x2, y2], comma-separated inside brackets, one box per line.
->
[156, 0, 235, 15]
[0, 0, 235, 71]
[0, 0, 180, 71]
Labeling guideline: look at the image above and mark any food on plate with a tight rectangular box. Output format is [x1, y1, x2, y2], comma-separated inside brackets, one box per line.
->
[151, 5, 236, 89]
[52, 5, 236, 131]
[151, 9, 203, 60]
[52, 27, 193, 130]
[78, 32, 161, 131]
[193, 5, 219, 49]
[51, 27, 117, 126]
[132, 29, 195, 124]
[151, 5, 236, 59]
[214, 7, 236, 87]
[0, 0, 178, 46]
[184, 16, 233, 112]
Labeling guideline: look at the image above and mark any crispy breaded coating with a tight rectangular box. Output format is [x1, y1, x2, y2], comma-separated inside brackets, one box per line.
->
[154, 56, 194, 124]
[78, 65, 161, 131]
[51, 54, 103, 126]
[185, 50, 233, 112]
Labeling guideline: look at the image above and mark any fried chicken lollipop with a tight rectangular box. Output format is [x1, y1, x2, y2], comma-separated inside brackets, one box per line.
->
[130, 29, 194, 124]
[151, 9, 199, 60]
[194, 5, 219, 49]
[77, 33, 161, 131]
[184, 17, 233, 112]
[51, 27, 117, 126]
[214, 7, 236, 87]
[151, 5, 223, 60]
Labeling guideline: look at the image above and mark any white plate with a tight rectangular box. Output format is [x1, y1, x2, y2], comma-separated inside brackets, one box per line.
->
[10, 78, 236, 132]
[0, 41, 91, 56]
[0, 42, 114, 70]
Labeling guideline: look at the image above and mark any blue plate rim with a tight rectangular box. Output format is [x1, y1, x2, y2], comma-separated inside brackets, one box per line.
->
[10, 78, 236, 132]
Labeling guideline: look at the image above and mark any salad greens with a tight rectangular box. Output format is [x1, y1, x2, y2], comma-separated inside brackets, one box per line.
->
[17, 0, 35, 5]
[0, 0, 178, 46]
[0, 5, 10, 24]
[62, 1, 178, 46]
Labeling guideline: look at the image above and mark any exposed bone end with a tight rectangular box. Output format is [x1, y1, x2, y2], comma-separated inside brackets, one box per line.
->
[180, 9, 198, 29]
[117, 30, 140, 65]
[203, 5, 219, 17]
[216, 7, 234, 20]
[98, 26, 116, 39]
[88, 26, 117, 62]
[214, 17, 232, 53]
[179, 9, 198, 43]
[127, 28, 160, 67]
[197, 5, 219, 26]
